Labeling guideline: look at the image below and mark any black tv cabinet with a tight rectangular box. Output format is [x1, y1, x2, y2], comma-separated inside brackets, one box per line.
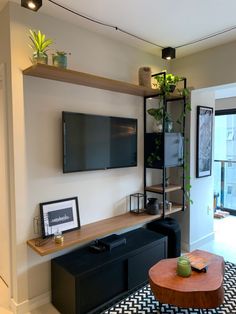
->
[51, 228, 167, 314]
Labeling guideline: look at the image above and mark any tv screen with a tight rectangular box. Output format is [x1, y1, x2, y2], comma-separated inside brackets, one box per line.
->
[63, 111, 137, 173]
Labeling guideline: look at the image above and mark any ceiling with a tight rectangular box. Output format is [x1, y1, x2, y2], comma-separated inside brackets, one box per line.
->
[1, 0, 236, 58]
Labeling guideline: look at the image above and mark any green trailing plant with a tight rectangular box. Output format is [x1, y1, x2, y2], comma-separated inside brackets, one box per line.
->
[147, 70, 193, 205]
[29, 29, 53, 64]
[153, 71, 182, 94]
[147, 107, 172, 123]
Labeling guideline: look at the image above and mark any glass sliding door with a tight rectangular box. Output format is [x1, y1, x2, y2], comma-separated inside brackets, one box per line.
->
[214, 109, 236, 214]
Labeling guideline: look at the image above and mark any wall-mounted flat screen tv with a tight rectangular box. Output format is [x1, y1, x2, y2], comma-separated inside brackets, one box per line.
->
[63, 111, 137, 173]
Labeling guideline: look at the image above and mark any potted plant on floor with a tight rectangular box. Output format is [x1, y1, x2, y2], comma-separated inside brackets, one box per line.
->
[29, 29, 53, 65]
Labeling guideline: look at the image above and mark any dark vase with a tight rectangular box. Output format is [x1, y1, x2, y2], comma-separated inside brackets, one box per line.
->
[146, 198, 159, 215]
[169, 84, 176, 92]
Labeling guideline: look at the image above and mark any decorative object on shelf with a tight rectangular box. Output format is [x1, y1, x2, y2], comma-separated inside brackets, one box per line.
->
[138, 67, 152, 88]
[159, 200, 172, 211]
[29, 29, 53, 65]
[54, 229, 64, 244]
[196, 106, 213, 178]
[129, 193, 145, 214]
[40, 196, 80, 238]
[52, 51, 70, 69]
[177, 256, 191, 277]
[145, 198, 159, 215]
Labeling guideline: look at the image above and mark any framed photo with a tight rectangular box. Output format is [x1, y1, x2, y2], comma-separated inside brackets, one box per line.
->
[40, 197, 80, 238]
[196, 106, 213, 178]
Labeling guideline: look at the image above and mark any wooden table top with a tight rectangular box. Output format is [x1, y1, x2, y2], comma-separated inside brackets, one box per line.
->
[149, 250, 225, 309]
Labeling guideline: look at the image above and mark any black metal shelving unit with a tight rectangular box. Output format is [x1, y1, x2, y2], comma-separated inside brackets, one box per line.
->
[144, 72, 187, 218]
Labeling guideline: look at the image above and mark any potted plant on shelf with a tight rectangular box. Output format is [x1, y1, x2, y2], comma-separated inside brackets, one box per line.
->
[29, 29, 53, 65]
[52, 51, 70, 69]
[147, 107, 173, 133]
[153, 71, 182, 94]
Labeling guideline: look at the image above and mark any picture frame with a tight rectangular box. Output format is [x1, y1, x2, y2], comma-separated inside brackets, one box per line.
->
[40, 197, 80, 238]
[196, 106, 213, 178]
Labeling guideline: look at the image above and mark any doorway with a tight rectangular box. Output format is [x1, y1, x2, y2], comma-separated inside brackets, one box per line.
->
[214, 109, 236, 215]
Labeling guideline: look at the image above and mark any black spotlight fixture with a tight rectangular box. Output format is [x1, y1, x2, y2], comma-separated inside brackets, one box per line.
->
[162, 47, 176, 60]
[21, 0, 42, 11]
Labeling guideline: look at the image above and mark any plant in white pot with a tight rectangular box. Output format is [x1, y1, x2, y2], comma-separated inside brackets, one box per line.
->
[29, 29, 53, 64]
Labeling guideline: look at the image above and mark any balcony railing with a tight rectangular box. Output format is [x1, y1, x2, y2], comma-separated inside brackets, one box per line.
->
[214, 160, 236, 212]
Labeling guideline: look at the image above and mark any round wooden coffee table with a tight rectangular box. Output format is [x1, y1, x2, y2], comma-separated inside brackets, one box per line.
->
[149, 250, 224, 311]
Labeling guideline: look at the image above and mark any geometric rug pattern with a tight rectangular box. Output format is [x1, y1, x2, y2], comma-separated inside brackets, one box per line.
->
[103, 261, 236, 314]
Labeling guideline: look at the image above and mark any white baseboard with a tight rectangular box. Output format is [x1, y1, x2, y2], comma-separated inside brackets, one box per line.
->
[189, 232, 215, 251]
[10, 291, 50, 314]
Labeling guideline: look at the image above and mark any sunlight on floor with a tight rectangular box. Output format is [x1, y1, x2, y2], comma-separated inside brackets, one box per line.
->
[198, 214, 236, 264]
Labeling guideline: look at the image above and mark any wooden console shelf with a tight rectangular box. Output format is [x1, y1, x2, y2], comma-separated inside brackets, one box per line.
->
[27, 210, 182, 256]
[23, 64, 159, 97]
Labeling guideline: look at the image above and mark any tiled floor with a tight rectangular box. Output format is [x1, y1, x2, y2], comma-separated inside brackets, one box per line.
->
[1, 215, 236, 314]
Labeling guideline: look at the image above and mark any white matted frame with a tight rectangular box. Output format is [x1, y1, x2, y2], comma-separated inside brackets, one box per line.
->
[40, 197, 80, 237]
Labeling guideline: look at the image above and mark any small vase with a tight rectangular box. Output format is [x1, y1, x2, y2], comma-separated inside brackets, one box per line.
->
[165, 121, 173, 132]
[146, 198, 159, 215]
[32, 52, 48, 65]
[52, 54, 67, 69]
[138, 67, 152, 88]
[169, 84, 176, 93]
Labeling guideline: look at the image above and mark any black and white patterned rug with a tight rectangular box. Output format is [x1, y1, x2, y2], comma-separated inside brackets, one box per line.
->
[103, 261, 236, 314]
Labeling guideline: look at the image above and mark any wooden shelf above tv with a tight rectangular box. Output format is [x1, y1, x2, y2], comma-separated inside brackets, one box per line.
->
[23, 64, 160, 97]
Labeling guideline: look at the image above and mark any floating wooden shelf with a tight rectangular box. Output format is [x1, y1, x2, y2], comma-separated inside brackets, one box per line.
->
[145, 184, 182, 194]
[23, 64, 160, 97]
[27, 211, 165, 256]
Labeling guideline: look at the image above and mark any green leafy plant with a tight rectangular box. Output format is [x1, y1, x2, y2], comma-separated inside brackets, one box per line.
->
[29, 29, 53, 64]
[147, 107, 171, 122]
[153, 71, 182, 94]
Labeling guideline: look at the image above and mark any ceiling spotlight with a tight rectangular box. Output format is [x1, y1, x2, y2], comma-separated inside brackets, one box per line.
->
[21, 0, 42, 11]
[162, 47, 176, 60]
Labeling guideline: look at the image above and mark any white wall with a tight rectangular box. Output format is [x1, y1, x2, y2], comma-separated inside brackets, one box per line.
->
[188, 90, 215, 250]
[216, 97, 236, 110]
[169, 43, 236, 250]
[6, 2, 167, 309]
[170, 41, 236, 90]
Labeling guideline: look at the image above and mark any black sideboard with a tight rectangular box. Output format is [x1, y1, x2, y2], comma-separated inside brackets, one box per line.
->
[51, 228, 167, 314]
